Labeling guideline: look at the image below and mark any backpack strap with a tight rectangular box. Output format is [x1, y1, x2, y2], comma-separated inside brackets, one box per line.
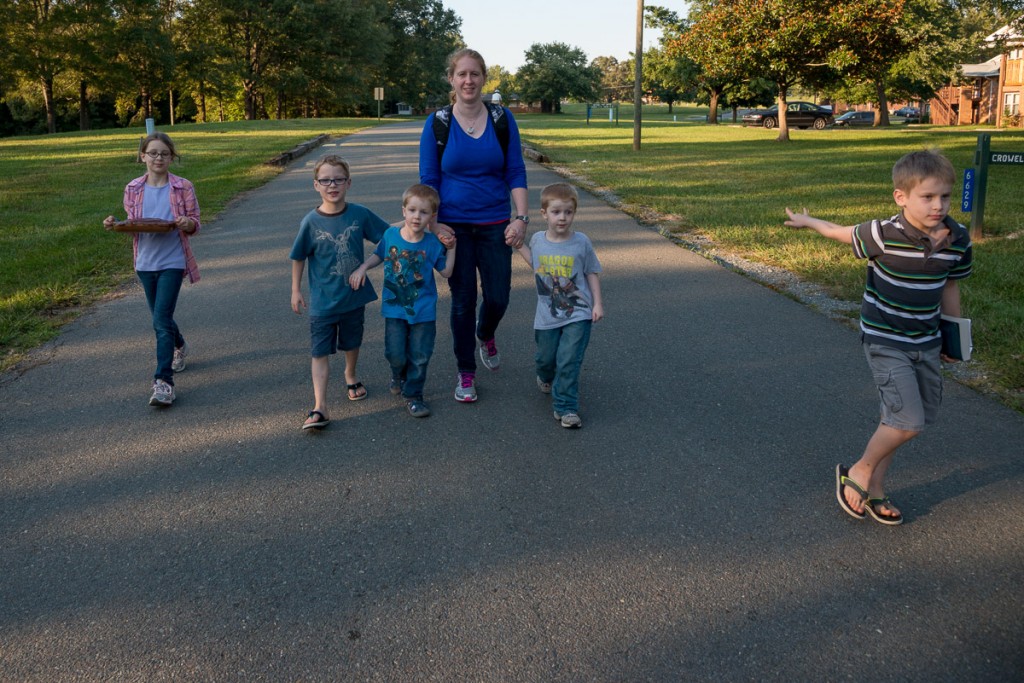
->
[434, 103, 510, 164]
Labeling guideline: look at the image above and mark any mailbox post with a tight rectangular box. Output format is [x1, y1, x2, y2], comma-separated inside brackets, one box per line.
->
[970, 132, 1024, 239]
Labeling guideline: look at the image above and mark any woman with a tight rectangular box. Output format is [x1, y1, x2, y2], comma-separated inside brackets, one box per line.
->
[419, 48, 529, 403]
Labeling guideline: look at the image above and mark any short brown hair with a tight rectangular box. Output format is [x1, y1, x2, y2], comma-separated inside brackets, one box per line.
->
[402, 183, 440, 213]
[540, 182, 579, 211]
[314, 154, 350, 179]
[138, 132, 179, 162]
[892, 149, 955, 192]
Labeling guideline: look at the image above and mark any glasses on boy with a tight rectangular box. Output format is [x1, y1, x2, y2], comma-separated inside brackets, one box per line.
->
[315, 177, 350, 187]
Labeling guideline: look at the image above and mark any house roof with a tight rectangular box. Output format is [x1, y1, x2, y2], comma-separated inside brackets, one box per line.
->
[985, 22, 1023, 45]
[962, 55, 1002, 79]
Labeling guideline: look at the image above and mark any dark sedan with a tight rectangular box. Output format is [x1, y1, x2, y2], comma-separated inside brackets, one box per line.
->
[830, 111, 876, 128]
[741, 101, 834, 130]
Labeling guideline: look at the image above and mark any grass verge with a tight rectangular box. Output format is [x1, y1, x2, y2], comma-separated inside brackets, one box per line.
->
[516, 104, 1024, 411]
[0, 119, 373, 372]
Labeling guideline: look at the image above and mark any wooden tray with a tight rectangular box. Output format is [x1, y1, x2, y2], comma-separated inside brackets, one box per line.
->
[109, 218, 176, 233]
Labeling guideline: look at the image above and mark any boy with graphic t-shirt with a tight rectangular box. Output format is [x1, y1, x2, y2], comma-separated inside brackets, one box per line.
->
[349, 184, 456, 418]
[290, 155, 390, 431]
[516, 183, 604, 429]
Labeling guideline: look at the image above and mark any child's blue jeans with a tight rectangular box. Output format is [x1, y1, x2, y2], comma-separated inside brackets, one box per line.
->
[385, 318, 436, 399]
[137, 269, 185, 385]
[535, 320, 592, 414]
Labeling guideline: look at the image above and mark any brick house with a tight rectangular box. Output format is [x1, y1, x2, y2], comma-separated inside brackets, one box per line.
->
[930, 22, 1023, 127]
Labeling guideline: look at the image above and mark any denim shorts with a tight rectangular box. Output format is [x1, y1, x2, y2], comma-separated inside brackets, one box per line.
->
[864, 343, 943, 432]
[310, 307, 365, 357]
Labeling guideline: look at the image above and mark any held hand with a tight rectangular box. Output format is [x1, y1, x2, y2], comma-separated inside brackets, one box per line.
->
[291, 292, 306, 315]
[437, 231, 456, 249]
[431, 220, 455, 243]
[103, 215, 117, 230]
[175, 216, 195, 234]
[505, 219, 526, 249]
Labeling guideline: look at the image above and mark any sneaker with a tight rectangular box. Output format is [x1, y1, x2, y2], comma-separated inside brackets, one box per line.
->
[454, 372, 477, 402]
[553, 410, 582, 429]
[171, 342, 188, 372]
[406, 398, 431, 418]
[149, 379, 175, 406]
[478, 337, 500, 371]
[536, 376, 552, 394]
[389, 378, 404, 396]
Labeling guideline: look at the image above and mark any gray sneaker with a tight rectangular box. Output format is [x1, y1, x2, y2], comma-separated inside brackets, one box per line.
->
[536, 376, 552, 394]
[454, 372, 477, 402]
[478, 337, 500, 371]
[149, 379, 175, 406]
[406, 398, 431, 418]
[171, 342, 188, 372]
[553, 410, 582, 429]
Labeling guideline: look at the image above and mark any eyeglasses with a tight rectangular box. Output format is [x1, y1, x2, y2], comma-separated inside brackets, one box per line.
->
[316, 177, 350, 187]
[144, 151, 172, 159]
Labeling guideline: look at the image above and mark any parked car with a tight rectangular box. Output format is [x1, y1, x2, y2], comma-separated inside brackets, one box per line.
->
[830, 111, 876, 128]
[741, 101, 835, 130]
[892, 106, 920, 118]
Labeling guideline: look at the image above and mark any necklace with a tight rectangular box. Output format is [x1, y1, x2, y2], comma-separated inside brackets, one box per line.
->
[459, 106, 485, 134]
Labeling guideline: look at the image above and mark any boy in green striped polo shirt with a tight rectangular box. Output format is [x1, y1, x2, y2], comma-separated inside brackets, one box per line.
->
[784, 149, 972, 526]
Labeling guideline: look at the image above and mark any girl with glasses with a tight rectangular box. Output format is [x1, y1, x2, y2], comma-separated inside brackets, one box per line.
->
[103, 131, 201, 407]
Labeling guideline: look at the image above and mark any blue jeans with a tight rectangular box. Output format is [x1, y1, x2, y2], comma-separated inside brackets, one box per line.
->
[137, 269, 185, 385]
[535, 320, 592, 414]
[447, 221, 512, 373]
[385, 318, 436, 399]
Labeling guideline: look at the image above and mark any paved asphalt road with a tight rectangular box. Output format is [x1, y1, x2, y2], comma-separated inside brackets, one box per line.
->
[2, 121, 1022, 682]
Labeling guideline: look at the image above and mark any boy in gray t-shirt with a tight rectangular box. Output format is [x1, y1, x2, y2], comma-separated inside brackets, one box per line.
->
[516, 183, 604, 429]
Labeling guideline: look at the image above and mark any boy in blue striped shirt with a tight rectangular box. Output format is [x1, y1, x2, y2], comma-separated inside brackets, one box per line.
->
[785, 149, 972, 525]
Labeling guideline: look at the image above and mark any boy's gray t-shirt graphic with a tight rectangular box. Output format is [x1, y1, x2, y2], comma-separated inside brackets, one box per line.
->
[527, 231, 602, 330]
[289, 203, 389, 316]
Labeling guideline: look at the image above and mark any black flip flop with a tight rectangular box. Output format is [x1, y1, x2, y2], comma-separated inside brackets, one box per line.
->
[302, 410, 330, 430]
[836, 464, 868, 520]
[346, 382, 367, 401]
[866, 497, 904, 525]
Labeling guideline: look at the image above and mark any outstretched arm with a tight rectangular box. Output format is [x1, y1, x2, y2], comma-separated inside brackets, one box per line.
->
[784, 207, 854, 245]
[349, 254, 383, 290]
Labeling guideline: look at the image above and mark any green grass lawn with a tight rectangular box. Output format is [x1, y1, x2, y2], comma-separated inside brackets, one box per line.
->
[0, 119, 374, 369]
[2, 110, 1022, 411]
[516, 104, 1024, 410]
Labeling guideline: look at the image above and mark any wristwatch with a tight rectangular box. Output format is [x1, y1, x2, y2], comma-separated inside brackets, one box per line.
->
[513, 215, 530, 225]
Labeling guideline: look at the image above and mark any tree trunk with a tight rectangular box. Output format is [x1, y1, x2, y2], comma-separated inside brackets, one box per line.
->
[776, 87, 790, 142]
[198, 82, 207, 123]
[41, 76, 56, 134]
[79, 80, 91, 131]
[874, 80, 890, 127]
[708, 90, 720, 125]
[169, 90, 175, 125]
[244, 81, 256, 120]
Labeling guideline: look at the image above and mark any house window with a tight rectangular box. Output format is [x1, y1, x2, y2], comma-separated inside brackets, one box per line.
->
[1009, 48, 1023, 60]
[1006, 92, 1020, 115]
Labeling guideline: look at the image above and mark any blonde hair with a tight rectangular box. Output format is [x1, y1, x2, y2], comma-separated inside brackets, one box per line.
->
[314, 154, 350, 179]
[540, 182, 579, 211]
[446, 49, 487, 104]
[892, 149, 955, 192]
[402, 183, 440, 213]
[138, 132, 179, 162]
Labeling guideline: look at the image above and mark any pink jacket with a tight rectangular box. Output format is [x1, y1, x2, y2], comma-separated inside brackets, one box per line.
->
[123, 172, 202, 283]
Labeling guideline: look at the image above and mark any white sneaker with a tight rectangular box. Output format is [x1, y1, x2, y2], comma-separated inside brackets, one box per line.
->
[171, 342, 188, 372]
[478, 338, 500, 371]
[149, 379, 175, 406]
[553, 410, 582, 429]
[454, 372, 477, 402]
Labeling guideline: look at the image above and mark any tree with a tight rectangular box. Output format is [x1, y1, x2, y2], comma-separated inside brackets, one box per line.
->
[516, 42, 601, 113]
[485, 64, 513, 98]
[378, 0, 462, 111]
[591, 56, 632, 103]
[670, 3, 746, 124]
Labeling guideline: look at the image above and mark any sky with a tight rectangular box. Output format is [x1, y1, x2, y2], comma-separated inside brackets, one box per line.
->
[440, 1, 686, 72]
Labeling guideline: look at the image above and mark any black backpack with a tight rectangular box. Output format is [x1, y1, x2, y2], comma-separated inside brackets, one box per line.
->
[432, 103, 510, 164]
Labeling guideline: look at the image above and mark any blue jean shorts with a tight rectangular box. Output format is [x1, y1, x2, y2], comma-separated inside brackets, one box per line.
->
[863, 343, 943, 432]
[310, 307, 365, 357]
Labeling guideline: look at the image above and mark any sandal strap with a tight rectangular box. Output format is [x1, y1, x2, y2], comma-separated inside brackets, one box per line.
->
[841, 475, 869, 501]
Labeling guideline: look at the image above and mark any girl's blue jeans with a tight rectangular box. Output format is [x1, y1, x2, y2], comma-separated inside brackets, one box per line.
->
[535, 320, 592, 414]
[385, 318, 436, 399]
[137, 269, 185, 385]
[446, 221, 512, 373]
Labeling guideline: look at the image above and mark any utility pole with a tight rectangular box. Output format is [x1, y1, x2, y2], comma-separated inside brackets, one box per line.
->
[633, 0, 643, 151]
